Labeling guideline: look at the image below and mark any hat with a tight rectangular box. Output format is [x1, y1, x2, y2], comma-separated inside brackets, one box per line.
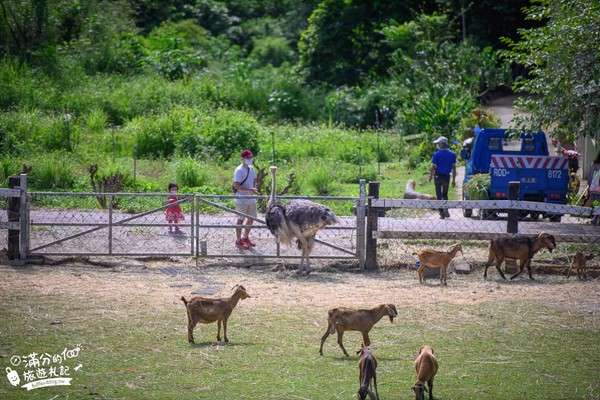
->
[433, 136, 448, 144]
[240, 149, 254, 158]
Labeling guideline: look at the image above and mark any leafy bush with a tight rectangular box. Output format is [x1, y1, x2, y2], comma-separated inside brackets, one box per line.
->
[464, 173, 490, 200]
[307, 165, 338, 196]
[29, 155, 75, 190]
[173, 156, 209, 188]
[195, 109, 262, 161]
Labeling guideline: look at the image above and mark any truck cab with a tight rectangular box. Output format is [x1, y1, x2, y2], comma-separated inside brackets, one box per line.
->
[462, 128, 568, 221]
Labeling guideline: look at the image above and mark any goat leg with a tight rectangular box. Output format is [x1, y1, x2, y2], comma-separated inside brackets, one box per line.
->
[223, 318, 229, 342]
[495, 260, 507, 280]
[361, 332, 371, 347]
[510, 259, 528, 280]
[337, 330, 350, 357]
[526, 259, 535, 280]
[187, 320, 197, 344]
[427, 377, 434, 400]
[216, 319, 222, 341]
[319, 323, 333, 355]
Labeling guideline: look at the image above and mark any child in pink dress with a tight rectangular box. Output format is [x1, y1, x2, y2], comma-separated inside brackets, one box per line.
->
[166, 182, 184, 234]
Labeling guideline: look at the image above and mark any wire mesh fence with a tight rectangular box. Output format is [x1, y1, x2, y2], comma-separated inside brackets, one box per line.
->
[372, 198, 600, 274]
[194, 194, 362, 262]
[27, 192, 195, 256]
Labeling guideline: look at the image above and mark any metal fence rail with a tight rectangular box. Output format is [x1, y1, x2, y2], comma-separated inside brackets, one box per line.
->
[194, 194, 363, 263]
[372, 199, 600, 243]
[28, 192, 195, 256]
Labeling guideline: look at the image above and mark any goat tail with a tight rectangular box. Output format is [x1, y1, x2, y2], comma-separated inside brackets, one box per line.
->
[180, 296, 188, 306]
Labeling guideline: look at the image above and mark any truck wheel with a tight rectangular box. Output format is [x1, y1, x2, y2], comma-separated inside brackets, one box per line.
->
[480, 209, 495, 220]
[549, 215, 562, 222]
[463, 209, 473, 218]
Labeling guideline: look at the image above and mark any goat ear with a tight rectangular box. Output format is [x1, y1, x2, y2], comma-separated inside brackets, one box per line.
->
[386, 305, 398, 317]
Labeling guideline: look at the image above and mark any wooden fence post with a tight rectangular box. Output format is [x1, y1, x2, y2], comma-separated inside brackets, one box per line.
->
[7, 176, 20, 260]
[365, 181, 379, 270]
[507, 181, 520, 234]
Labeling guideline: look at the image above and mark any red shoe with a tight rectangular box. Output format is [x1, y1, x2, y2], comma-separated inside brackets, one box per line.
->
[236, 239, 249, 249]
[243, 237, 256, 247]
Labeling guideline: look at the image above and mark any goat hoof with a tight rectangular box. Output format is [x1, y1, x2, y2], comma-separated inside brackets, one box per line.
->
[224, 339, 229, 343]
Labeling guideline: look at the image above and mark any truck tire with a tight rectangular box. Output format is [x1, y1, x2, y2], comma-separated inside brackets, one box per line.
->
[463, 208, 473, 218]
[480, 209, 495, 220]
[549, 215, 562, 222]
[530, 212, 541, 220]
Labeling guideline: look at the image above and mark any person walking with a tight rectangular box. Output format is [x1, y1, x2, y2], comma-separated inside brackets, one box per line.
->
[233, 149, 260, 249]
[428, 136, 456, 219]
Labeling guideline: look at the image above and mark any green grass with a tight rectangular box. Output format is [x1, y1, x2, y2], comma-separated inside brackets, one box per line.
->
[0, 269, 598, 399]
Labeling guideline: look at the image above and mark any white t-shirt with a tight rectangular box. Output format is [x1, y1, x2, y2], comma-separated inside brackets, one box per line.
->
[234, 164, 257, 205]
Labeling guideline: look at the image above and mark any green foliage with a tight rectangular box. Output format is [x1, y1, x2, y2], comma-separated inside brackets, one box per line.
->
[464, 173, 491, 200]
[307, 165, 338, 196]
[249, 36, 295, 67]
[298, 0, 423, 85]
[29, 154, 75, 190]
[143, 20, 207, 80]
[173, 156, 209, 188]
[501, 0, 600, 141]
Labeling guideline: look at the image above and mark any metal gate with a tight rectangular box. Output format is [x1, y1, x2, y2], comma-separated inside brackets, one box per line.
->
[194, 191, 365, 266]
[27, 192, 195, 257]
[22, 184, 365, 266]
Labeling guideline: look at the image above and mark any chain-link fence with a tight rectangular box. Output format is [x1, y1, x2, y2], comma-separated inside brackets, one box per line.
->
[24, 192, 364, 263]
[371, 198, 600, 271]
[28, 192, 195, 256]
[194, 194, 362, 263]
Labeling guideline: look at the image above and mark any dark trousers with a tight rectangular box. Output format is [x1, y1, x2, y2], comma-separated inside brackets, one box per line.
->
[434, 174, 450, 216]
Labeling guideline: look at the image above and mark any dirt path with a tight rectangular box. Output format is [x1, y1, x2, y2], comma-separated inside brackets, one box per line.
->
[2, 257, 599, 316]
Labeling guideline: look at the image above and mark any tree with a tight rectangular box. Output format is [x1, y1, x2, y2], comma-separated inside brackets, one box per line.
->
[501, 0, 600, 141]
[297, 0, 436, 86]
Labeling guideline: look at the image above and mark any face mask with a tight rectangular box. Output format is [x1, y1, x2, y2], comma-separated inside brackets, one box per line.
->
[246, 158, 253, 165]
[170, 190, 177, 194]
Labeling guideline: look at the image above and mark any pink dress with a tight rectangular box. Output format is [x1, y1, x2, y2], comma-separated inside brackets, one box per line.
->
[166, 196, 184, 223]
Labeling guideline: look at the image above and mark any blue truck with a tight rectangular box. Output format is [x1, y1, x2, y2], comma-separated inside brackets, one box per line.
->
[461, 128, 569, 221]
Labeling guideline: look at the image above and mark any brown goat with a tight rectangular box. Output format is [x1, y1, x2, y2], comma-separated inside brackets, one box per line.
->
[319, 304, 398, 357]
[357, 344, 380, 400]
[412, 345, 438, 400]
[414, 243, 463, 285]
[567, 251, 595, 279]
[181, 284, 250, 344]
[484, 232, 556, 280]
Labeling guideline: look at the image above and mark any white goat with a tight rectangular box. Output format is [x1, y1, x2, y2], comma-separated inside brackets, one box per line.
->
[181, 284, 250, 344]
[319, 304, 398, 357]
[414, 243, 463, 285]
[412, 345, 438, 400]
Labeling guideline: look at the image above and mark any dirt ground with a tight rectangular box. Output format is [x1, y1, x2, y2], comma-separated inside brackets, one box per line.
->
[1, 256, 599, 316]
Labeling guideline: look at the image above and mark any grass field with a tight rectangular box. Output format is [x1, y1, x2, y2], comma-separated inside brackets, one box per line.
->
[0, 259, 599, 399]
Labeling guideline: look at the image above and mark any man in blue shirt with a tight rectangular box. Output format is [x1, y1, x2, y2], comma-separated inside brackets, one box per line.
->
[428, 136, 456, 219]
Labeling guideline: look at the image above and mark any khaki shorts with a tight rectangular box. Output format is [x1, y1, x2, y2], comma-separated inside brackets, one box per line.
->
[236, 203, 257, 219]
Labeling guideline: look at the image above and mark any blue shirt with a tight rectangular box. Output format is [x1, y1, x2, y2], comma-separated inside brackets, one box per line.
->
[432, 148, 456, 175]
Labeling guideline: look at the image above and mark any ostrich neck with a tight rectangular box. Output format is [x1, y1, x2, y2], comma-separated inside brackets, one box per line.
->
[269, 169, 277, 205]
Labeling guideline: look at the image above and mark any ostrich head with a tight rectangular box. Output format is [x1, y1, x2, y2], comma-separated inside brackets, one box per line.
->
[268, 166, 277, 208]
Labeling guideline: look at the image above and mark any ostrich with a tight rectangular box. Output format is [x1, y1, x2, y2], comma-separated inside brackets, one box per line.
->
[265, 166, 339, 275]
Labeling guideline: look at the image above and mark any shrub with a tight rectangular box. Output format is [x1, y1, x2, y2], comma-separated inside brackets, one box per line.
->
[29, 154, 75, 190]
[464, 173, 490, 200]
[198, 109, 262, 161]
[173, 156, 209, 188]
[307, 165, 338, 196]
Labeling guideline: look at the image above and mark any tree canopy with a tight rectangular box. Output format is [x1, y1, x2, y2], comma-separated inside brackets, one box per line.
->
[502, 0, 600, 141]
